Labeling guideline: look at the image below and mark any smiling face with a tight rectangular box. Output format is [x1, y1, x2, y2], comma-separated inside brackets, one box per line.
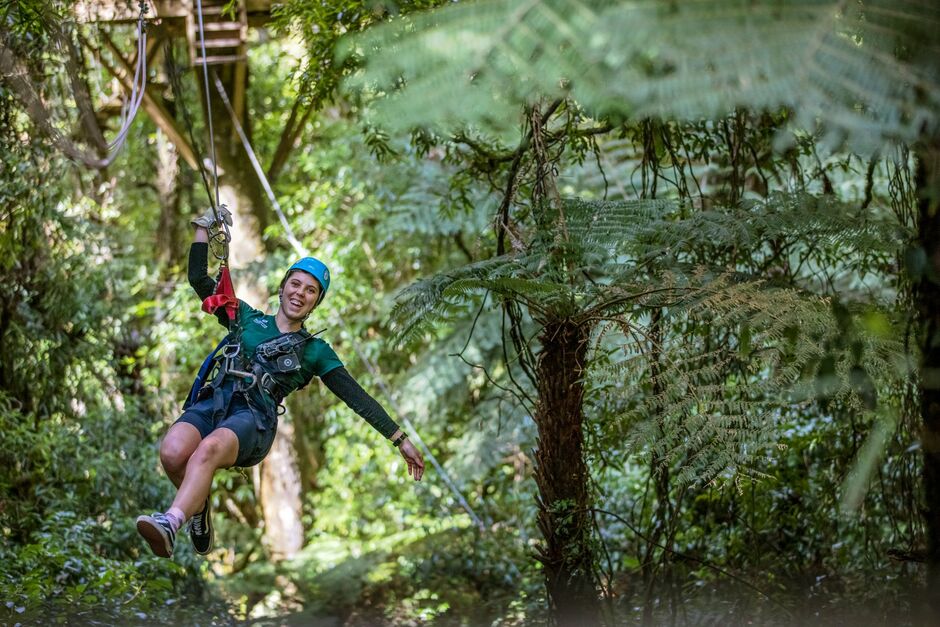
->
[278, 270, 322, 323]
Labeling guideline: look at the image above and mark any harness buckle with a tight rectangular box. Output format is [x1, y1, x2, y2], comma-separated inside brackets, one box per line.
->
[228, 369, 256, 386]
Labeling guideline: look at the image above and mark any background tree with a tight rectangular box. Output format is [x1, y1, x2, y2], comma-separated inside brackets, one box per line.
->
[346, 0, 939, 620]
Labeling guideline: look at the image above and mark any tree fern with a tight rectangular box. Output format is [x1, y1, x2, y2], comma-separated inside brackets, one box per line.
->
[344, 0, 940, 148]
[392, 195, 908, 485]
[394, 192, 906, 337]
[593, 271, 906, 486]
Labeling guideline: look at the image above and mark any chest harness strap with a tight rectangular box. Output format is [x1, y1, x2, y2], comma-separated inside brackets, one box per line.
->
[250, 329, 317, 407]
[191, 327, 323, 424]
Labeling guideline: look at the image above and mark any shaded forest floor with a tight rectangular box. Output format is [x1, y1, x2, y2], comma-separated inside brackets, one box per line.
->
[16, 580, 936, 627]
[12, 526, 937, 626]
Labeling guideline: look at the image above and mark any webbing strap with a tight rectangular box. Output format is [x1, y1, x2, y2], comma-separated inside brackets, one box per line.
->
[100, 1, 149, 162]
[184, 332, 233, 408]
[201, 265, 238, 320]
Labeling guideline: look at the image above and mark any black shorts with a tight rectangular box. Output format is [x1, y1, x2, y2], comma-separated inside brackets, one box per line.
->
[176, 386, 277, 468]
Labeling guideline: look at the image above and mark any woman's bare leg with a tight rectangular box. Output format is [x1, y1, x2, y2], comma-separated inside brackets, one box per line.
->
[137, 427, 239, 557]
[159, 422, 202, 487]
[170, 427, 239, 519]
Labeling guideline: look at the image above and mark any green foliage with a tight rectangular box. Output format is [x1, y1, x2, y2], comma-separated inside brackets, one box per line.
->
[0, 78, 205, 621]
[392, 190, 910, 490]
[346, 0, 940, 148]
[1, 507, 189, 622]
[271, 0, 447, 106]
[2, 4, 931, 622]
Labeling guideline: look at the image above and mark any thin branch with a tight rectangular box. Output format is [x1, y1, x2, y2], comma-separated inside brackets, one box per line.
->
[861, 154, 878, 210]
[454, 291, 490, 357]
[500, 306, 538, 409]
[590, 507, 792, 615]
[452, 132, 516, 163]
[453, 350, 535, 414]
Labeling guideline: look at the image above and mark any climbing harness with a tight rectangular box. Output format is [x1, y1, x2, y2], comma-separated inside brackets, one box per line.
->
[186, 328, 324, 423]
[184, 332, 233, 409]
[251, 329, 323, 405]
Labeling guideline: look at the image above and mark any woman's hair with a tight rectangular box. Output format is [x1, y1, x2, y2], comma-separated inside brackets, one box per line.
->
[278, 270, 294, 294]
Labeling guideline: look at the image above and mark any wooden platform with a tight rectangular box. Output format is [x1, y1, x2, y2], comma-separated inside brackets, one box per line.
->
[74, 1, 272, 170]
[73, 0, 271, 25]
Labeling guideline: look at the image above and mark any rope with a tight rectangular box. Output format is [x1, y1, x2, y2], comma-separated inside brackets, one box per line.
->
[194, 0, 221, 211]
[45, 0, 149, 168]
[192, 0, 230, 260]
[103, 1, 149, 158]
[211, 75, 486, 532]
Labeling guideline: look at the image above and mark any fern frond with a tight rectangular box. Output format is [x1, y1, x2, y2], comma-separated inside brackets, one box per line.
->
[343, 0, 606, 138]
[394, 192, 905, 343]
[593, 270, 906, 487]
[596, 192, 907, 273]
[391, 255, 510, 345]
[346, 0, 940, 148]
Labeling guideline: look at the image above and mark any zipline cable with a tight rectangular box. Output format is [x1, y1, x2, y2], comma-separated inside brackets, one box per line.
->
[192, 0, 230, 260]
[210, 73, 306, 256]
[194, 0, 222, 214]
[211, 73, 486, 532]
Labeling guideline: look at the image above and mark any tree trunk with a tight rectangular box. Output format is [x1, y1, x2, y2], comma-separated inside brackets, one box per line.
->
[533, 317, 599, 626]
[155, 131, 183, 271]
[202, 67, 303, 560]
[642, 307, 672, 625]
[287, 392, 328, 496]
[259, 415, 305, 559]
[916, 140, 940, 615]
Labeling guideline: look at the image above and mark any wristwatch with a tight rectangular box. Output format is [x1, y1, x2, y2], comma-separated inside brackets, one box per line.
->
[392, 432, 408, 448]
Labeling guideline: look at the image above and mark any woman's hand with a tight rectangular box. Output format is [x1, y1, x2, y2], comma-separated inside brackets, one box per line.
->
[398, 438, 425, 482]
[191, 205, 232, 230]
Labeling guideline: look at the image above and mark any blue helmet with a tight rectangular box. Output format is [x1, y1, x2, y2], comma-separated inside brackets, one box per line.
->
[286, 256, 331, 305]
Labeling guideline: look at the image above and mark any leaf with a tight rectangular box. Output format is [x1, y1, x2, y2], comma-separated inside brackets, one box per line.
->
[346, 0, 940, 149]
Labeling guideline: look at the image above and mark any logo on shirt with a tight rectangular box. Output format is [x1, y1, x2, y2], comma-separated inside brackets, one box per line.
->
[254, 318, 270, 328]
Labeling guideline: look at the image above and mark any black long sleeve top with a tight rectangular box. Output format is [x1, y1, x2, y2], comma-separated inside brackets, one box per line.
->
[187, 242, 400, 439]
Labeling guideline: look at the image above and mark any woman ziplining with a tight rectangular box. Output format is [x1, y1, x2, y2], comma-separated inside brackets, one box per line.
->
[135, 210, 425, 558]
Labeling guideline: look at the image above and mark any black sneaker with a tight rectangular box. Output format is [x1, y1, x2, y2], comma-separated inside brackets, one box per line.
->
[189, 498, 213, 555]
[136, 512, 176, 558]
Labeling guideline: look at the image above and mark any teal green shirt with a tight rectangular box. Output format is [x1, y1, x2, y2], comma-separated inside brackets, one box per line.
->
[232, 300, 343, 395]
